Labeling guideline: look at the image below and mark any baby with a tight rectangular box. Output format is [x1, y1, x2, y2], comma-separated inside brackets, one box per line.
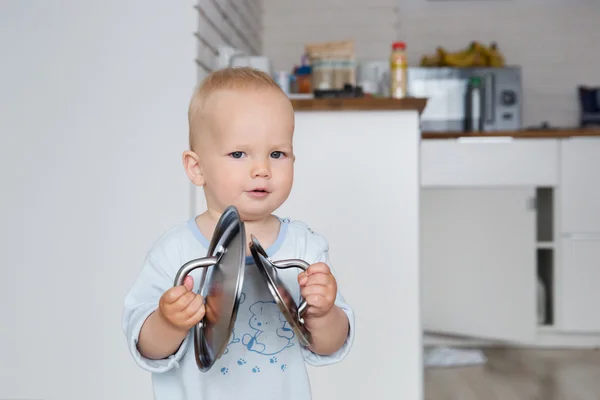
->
[122, 67, 355, 400]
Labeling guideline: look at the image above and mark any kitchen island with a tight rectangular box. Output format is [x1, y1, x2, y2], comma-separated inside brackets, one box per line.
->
[275, 97, 427, 400]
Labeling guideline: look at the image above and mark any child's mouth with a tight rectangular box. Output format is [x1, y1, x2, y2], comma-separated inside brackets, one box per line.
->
[247, 188, 269, 198]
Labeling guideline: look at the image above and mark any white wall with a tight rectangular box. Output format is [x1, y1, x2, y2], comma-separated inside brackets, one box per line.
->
[0, 1, 196, 399]
[262, 0, 398, 70]
[262, 0, 600, 128]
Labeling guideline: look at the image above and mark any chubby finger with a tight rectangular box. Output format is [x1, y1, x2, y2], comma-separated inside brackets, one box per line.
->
[185, 302, 206, 327]
[171, 290, 197, 312]
[182, 294, 204, 319]
[301, 285, 336, 304]
[302, 293, 333, 311]
[163, 285, 190, 304]
[183, 275, 194, 291]
[298, 272, 308, 286]
[306, 262, 331, 276]
[304, 272, 335, 288]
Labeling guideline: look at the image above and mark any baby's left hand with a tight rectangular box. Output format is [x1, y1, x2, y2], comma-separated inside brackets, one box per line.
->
[297, 262, 337, 319]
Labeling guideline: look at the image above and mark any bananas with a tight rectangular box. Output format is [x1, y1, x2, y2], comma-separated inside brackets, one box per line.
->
[419, 41, 505, 68]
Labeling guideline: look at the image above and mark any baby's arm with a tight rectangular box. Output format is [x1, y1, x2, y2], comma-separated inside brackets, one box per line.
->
[138, 310, 188, 359]
[304, 303, 349, 355]
[122, 249, 204, 373]
[138, 275, 205, 360]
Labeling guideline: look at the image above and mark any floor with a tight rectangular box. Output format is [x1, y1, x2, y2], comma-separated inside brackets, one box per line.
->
[424, 347, 600, 400]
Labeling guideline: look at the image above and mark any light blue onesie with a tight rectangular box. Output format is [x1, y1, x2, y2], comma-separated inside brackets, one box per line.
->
[122, 217, 355, 400]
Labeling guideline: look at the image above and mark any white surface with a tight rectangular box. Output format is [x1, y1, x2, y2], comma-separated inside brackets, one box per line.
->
[560, 238, 600, 332]
[275, 111, 423, 400]
[423, 346, 487, 368]
[420, 139, 559, 187]
[421, 187, 537, 343]
[0, 1, 196, 399]
[559, 138, 600, 234]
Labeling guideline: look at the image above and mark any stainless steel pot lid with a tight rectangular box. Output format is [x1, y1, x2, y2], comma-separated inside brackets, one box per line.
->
[173, 205, 246, 372]
[249, 234, 312, 347]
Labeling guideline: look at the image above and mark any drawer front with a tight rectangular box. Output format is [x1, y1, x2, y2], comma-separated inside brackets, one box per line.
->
[421, 138, 559, 187]
[560, 237, 600, 332]
[560, 138, 600, 233]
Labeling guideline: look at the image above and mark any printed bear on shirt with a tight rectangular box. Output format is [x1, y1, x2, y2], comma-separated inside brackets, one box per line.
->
[241, 301, 295, 356]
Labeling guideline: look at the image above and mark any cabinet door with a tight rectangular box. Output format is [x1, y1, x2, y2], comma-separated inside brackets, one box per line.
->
[421, 187, 537, 342]
[560, 237, 600, 332]
[561, 138, 600, 233]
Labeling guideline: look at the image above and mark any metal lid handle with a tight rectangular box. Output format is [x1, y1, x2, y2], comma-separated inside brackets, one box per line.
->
[173, 245, 224, 331]
[272, 259, 310, 323]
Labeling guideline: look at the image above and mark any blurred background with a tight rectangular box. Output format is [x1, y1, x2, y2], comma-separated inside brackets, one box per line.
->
[2, 1, 600, 399]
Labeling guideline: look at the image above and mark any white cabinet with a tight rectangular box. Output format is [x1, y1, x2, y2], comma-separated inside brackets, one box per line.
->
[559, 137, 600, 333]
[279, 110, 422, 400]
[421, 139, 558, 187]
[421, 135, 600, 346]
[560, 138, 600, 233]
[421, 187, 537, 342]
[560, 237, 600, 332]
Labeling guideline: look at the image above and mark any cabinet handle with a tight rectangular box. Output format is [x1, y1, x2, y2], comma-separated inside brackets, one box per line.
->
[562, 233, 600, 240]
[457, 137, 514, 144]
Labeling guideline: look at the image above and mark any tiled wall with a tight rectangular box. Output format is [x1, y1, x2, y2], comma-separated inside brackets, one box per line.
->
[195, 0, 263, 80]
[262, 0, 600, 128]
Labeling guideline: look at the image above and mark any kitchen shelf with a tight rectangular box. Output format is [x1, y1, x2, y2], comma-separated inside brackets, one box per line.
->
[535, 187, 555, 327]
[537, 248, 554, 326]
[536, 187, 554, 243]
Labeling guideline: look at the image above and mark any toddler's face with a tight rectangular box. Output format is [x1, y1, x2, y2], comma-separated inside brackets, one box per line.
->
[197, 88, 295, 221]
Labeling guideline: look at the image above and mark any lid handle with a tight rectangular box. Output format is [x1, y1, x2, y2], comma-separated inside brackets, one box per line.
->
[172, 248, 223, 330]
[271, 259, 310, 324]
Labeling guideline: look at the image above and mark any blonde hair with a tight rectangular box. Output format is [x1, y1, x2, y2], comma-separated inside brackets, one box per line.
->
[188, 67, 285, 151]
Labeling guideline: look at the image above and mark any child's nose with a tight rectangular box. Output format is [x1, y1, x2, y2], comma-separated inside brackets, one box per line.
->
[251, 159, 271, 178]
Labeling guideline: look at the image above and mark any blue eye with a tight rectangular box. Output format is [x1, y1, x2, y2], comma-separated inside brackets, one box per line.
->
[230, 151, 244, 159]
[271, 151, 285, 159]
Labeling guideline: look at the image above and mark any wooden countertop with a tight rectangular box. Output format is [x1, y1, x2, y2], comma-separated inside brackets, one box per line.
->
[422, 128, 600, 139]
[290, 97, 427, 114]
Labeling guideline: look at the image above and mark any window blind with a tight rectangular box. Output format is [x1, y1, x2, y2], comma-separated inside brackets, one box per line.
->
[195, 0, 263, 76]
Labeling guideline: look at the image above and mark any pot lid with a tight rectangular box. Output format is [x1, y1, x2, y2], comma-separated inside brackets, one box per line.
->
[173, 205, 246, 371]
[249, 234, 312, 347]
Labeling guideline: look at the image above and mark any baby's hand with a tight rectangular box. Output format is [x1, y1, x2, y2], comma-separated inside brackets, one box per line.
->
[297, 262, 337, 319]
[158, 276, 205, 332]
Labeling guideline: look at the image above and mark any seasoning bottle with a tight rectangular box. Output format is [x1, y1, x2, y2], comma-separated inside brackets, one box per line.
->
[390, 41, 408, 99]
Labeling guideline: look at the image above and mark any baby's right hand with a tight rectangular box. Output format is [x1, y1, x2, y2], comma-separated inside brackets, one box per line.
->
[158, 276, 205, 332]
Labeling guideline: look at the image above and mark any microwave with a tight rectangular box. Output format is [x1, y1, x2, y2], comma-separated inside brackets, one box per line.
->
[407, 67, 522, 133]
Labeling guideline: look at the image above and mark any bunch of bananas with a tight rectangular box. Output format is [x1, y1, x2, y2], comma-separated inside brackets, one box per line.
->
[420, 41, 505, 68]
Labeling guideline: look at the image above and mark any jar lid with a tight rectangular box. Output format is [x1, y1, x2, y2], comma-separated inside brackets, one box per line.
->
[392, 41, 406, 50]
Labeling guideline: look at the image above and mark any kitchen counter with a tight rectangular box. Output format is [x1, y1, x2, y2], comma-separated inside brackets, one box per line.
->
[290, 97, 427, 113]
[285, 98, 423, 400]
[422, 128, 600, 139]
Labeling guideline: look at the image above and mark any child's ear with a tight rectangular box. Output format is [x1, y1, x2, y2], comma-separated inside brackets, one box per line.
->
[182, 150, 205, 187]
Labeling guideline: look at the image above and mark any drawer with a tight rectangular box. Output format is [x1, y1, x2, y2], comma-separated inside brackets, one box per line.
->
[420, 138, 559, 187]
[560, 138, 600, 233]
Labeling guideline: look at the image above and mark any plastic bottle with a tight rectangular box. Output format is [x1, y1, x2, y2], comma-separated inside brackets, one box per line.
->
[390, 41, 408, 99]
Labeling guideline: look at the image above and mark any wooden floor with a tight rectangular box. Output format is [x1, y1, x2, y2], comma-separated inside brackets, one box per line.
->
[424, 347, 600, 400]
